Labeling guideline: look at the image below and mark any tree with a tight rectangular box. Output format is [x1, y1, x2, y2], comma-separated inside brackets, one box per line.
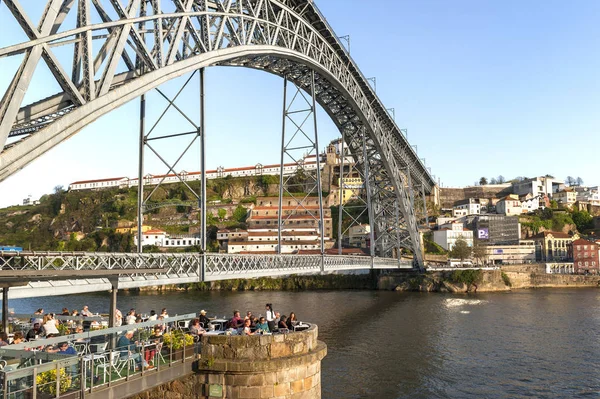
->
[472, 241, 488, 265]
[479, 177, 488, 185]
[565, 176, 575, 186]
[497, 175, 506, 184]
[217, 208, 227, 220]
[549, 199, 558, 209]
[572, 209, 593, 232]
[449, 238, 472, 263]
[490, 178, 498, 184]
[576, 177, 584, 186]
[232, 205, 248, 223]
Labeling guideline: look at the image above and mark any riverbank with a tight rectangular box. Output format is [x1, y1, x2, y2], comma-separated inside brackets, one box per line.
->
[135, 273, 379, 292]
[378, 265, 600, 293]
[131, 264, 600, 294]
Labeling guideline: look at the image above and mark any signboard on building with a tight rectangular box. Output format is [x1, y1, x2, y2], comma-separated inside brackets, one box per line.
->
[478, 228, 489, 240]
[493, 249, 504, 255]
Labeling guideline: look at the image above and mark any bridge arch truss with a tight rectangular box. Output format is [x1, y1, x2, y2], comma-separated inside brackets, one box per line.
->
[0, 0, 436, 265]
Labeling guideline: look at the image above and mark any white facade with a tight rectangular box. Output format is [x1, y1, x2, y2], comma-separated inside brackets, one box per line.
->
[576, 187, 600, 206]
[347, 224, 370, 248]
[134, 230, 167, 247]
[433, 222, 473, 251]
[554, 189, 577, 206]
[496, 196, 522, 216]
[520, 195, 544, 213]
[134, 230, 200, 248]
[485, 242, 536, 264]
[452, 199, 480, 217]
[67, 144, 346, 192]
[512, 176, 564, 198]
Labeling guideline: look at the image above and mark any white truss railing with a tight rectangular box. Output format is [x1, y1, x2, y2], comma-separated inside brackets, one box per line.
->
[0, 252, 413, 298]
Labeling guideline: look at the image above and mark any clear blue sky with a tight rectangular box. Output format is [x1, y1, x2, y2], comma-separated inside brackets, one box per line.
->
[0, 0, 599, 207]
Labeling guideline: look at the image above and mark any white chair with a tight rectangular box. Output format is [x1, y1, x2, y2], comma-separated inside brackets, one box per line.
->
[95, 351, 119, 383]
[74, 342, 88, 356]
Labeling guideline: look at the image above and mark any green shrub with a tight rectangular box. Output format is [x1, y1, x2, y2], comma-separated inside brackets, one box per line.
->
[501, 272, 512, 287]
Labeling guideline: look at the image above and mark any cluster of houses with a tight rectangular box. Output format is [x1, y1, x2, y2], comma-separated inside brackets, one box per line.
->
[434, 176, 600, 274]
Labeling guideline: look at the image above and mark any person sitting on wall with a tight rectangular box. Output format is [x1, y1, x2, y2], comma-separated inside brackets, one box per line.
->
[242, 319, 255, 336]
[228, 310, 243, 329]
[81, 305, 93, 317]
[199, 310, 210, 327]
[256, 317, 270, 334]
[278, 315, 289, 331]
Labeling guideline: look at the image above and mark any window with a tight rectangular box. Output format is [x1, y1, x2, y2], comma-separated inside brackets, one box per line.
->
[585, 261, 589, 266]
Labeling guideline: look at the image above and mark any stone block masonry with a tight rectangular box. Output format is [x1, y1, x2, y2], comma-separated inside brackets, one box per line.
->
[130, 325, 326, 399]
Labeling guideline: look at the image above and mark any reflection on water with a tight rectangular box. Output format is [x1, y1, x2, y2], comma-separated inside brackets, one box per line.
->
[11, 288, 600, 398]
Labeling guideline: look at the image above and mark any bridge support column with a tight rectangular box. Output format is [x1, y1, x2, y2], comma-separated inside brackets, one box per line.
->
[362, 129, 376, 262]
[137, 93, 146, 253]
[2, 286, 8, 335]
[108, 278, 118, 349]
[421, 183, 429, 227]
[200, 67, 206, 282]
[277, 72, 325, 259]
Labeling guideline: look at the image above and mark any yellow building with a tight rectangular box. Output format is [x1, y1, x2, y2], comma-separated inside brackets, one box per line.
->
[115, 225, 153, 234]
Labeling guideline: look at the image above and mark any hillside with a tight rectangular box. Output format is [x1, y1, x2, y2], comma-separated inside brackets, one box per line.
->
[0, 175, 281, 251]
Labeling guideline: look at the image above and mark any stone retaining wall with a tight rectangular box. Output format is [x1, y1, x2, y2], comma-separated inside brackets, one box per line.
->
[131, 325, 326, 399]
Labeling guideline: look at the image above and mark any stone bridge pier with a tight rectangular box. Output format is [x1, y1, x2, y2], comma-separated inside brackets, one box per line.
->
[132, 325, 327, 399]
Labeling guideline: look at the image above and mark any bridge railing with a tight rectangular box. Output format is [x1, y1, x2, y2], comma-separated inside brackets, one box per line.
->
[1, 252, 412, 274]
[0, 313, 197, 399]
[204, 253, 323, 280]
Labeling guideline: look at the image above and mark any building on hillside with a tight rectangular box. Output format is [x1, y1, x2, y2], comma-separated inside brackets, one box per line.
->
[531, 231, 578, 262]
[452, 198, 480, 217]
[512, 176, 564, 198]
[22, 195, 40, 206]
[519, 194, 546, 213]
[250, 197, 333, 238]
[576, 187, 600, 206]
[469, 215, 520, 245]
[554, 188, 577, 208]
[484, 241, 536, 265]
[115, 225, 153, 234]
[433, 222, 473, 251]
[546, 262, 575, 274]
[495, 195, 522, 216]
[346, 224, 371, 249]
[572, 238, 599, 274]
[134, 229, 200, 248]
[227, 229, 326, 254]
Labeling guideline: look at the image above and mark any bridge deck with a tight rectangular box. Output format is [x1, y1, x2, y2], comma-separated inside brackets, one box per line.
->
[0, 252, 413, 298]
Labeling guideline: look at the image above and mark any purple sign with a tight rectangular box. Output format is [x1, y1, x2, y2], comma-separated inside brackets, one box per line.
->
[478, 228, 489, 240]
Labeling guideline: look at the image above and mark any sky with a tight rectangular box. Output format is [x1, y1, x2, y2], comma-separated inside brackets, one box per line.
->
[0, 0, 599, 207]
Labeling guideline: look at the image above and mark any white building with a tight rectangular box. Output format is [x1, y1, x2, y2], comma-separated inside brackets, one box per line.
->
[433, 222, 473, 251]
[520, 194, 545, 214]
[554, 188, 577, 207]
[452, 199, 480, 217]
[496, 195, 523, 216]
[485, 241, 536, 265]
[134, 229, 200, 248]
[347, 224, 370, 248]
[576, 187, 600, 206]
[135, 229, 167, 247]
[512, 176, 564, 198]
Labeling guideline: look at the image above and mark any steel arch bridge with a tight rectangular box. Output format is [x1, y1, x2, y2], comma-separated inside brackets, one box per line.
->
[0, 0, 436, 281]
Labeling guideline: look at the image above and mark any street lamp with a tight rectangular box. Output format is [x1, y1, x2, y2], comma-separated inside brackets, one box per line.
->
[386, 108, 395, 120]
[366, 77, 376, 93]
[338, 35, 350, 53]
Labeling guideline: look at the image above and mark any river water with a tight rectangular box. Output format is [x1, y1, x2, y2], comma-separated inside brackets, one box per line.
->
[11, 288, 600, 398]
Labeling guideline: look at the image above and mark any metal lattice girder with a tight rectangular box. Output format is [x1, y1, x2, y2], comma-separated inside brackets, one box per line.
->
[0, 0, 435, 267]
[0, 252, 412, 298]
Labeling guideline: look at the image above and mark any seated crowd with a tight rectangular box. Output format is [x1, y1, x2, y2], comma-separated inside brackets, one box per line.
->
[3, 302, 304, 372]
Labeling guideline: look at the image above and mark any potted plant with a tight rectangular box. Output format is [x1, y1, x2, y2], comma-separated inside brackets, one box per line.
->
[36, 368, 72, 398]
[162, 330, 194, 360]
